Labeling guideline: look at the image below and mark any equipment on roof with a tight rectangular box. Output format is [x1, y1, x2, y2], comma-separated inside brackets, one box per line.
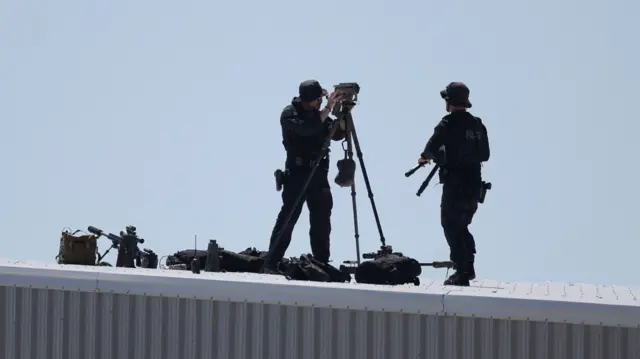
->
[279, 254, 352, 283]
[166, 241, 269, 274]
[166, 249, 209, 271]
[87, 225, 158, 269]
[165, 237, 353, 283]
[355, 253, 422, 286]
[340, 246, 457, 286]
[344, 245, 422, 286]
[56, 228, 98, 266]
[269, 82, 437, 285]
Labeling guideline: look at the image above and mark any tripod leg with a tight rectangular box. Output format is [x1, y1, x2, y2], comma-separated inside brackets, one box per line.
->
[344, 122, 362, 265]
[264, 120, 342, 268]
[348, 115, 387, 246]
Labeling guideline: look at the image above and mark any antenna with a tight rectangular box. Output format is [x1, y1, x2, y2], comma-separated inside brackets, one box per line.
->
[191, 234, 200, 274]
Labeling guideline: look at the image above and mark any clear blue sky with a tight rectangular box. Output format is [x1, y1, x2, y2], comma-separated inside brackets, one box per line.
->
[2, 1, 638, 286]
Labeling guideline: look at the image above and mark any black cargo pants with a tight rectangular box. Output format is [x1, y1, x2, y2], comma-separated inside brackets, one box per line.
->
[440, 182, 479, 275]
[266, 164, 333, 266]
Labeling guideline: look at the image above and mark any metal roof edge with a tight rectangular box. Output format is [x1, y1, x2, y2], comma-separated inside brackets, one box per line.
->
[0, 259, 638, 328]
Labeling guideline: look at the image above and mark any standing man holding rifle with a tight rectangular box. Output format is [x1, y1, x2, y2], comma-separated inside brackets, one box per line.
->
[413, 82, 491, 286]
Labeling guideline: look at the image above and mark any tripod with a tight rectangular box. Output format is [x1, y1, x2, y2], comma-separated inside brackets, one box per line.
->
[341, 112, 386, 264]
[265, 103, 387, 267]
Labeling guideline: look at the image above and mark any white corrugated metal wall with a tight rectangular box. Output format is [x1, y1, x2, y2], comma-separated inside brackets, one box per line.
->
[1, 286, 639, 359]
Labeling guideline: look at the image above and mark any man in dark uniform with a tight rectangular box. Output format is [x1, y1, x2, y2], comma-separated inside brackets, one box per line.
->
[262, 79, 346, 273]
[418, 82, 490, 286]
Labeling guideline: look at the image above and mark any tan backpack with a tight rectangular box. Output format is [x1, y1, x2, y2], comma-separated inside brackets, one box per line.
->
[57, 229, 98, 266]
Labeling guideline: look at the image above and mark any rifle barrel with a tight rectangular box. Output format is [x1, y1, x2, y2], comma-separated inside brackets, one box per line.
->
[87, 226, 103, 236]
[404, 164, 424, 177]
[416, 165, 439, 196]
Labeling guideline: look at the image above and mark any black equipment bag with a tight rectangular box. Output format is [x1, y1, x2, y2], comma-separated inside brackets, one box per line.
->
[280, 254, 351, 283]
[166, 249, 208, 271]
[316, 259, 352, 283]
[355, 254, 422, 286]
[166, 247, 269, 273]
[219, 247, 268, 273]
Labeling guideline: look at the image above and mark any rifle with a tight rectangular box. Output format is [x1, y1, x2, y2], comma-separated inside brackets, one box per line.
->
[420, 261, 455, 269]
[340, 248, 456, 275]
[87, 225, 157, 268]
[405, 163, 440, 196]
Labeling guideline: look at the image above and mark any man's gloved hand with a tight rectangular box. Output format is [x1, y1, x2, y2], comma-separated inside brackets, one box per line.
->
[326, 92, 343, 109]
[418, 157, 431, 165]
[321, 92, 345, 121]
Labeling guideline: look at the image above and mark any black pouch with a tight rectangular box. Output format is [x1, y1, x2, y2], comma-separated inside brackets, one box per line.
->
[334, 158, 356, 187]
[274, 169, 287, 191]
[479, 181, 492, 203]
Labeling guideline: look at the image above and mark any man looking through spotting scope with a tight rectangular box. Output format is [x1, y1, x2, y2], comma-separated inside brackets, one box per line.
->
[262, 79, 347, 274]
[418, 82, 490, 287]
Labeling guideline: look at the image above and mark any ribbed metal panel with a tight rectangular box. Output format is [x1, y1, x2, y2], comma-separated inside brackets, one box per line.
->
[1, 286, 639, 359]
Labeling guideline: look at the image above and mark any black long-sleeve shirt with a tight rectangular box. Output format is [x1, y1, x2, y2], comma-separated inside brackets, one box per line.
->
[280, 97, 346, 164]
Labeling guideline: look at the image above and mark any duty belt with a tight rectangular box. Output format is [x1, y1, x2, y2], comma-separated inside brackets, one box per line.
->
[275, 154, 330, 192]
[293, 156, 315, 167]
[287, 154, 328, 168]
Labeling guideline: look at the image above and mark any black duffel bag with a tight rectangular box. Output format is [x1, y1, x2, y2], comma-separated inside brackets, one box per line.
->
[166, 249, 208, 271]
[219, 247, 268, 273]
[280, 254, 352, 283]
[166, 247, 270, 273]
[355, 253, 422, 286]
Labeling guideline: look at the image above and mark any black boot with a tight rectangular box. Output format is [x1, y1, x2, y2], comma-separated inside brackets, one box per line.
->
[469, 259, 476, 281]
[260, 260, 281, 275]
[444, 271, 471, 287]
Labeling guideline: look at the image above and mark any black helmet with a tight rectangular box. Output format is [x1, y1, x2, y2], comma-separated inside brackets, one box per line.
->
[440, 82, 472, 108]
[299, 79, 327, 102]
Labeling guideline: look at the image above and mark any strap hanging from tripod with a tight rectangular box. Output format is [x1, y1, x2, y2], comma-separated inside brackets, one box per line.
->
[341, 139, 348, 159]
